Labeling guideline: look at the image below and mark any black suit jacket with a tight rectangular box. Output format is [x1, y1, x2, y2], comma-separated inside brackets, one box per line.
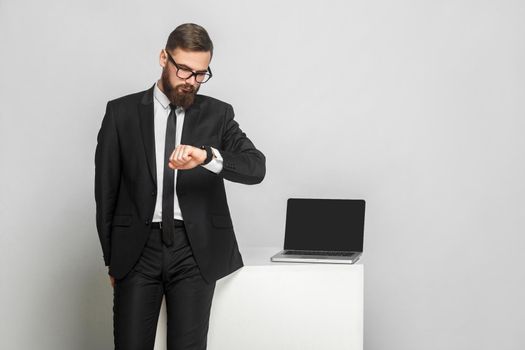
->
[95, 83, 265, 282]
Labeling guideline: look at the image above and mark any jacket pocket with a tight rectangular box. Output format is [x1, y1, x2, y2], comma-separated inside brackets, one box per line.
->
[112, 215, 132, 227]
[211, 215, 233, 228]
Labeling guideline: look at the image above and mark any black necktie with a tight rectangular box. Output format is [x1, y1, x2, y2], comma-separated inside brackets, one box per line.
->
[162, 104, 176, 246]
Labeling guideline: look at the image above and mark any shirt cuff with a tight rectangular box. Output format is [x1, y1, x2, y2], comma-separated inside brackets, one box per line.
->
[201, 147, 223, 173]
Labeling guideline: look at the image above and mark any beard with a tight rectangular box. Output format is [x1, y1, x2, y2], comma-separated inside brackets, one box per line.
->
[161, 67, 200, 109]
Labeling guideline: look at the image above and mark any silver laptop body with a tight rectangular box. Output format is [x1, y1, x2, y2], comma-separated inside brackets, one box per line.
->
[271, 198, 366, 264]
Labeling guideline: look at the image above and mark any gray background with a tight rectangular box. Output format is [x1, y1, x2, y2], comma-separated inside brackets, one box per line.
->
[1, 0, 524, 349]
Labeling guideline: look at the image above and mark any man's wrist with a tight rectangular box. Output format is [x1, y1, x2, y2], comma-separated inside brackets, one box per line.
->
[200, 145, 213, 165]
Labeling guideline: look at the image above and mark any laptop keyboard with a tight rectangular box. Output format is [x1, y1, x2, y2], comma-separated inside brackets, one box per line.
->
[283, 250, 355, 257]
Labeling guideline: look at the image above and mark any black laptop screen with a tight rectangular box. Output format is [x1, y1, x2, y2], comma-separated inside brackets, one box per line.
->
[283, 198, 365, 252]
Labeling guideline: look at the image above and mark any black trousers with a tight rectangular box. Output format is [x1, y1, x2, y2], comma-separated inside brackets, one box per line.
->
[113, 223, 216, 350]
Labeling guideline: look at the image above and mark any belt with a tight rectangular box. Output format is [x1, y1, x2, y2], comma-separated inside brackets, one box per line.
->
[151, 220, 185, 229]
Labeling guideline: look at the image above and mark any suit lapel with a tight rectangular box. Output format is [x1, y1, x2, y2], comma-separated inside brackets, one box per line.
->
[138, 84, 157, 186]
[176, 97, 202, 189]
[180, 97, 202, 146]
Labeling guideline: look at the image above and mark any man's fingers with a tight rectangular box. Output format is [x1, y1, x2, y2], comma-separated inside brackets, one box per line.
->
[169, 146, 182, 165]
[179, 145, 190, 162]
[169, 148, 177, 163]
[170, 145, 195, 165]
[171, 145, 181, 162]
[168, 145, 199, 170]
[182, 147, 193, 161]
[175, 145, 186, 162]
[175, 145, 183, 161]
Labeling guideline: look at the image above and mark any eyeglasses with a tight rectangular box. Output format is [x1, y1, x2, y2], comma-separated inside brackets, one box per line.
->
[164, 50, 213, 83]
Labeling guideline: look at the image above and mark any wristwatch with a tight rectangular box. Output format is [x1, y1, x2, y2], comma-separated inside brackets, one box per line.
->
[200, 145, 213, 165]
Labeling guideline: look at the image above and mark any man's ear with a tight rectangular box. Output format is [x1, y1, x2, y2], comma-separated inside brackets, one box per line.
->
[159, 49, 167, 68]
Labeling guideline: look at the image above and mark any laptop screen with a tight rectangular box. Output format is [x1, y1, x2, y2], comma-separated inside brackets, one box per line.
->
[283, 198, 365, 252]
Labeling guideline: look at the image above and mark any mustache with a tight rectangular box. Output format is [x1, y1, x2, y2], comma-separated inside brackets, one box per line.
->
[177, 83, 196, 94]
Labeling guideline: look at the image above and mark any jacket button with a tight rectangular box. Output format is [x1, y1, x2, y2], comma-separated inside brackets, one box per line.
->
[145, 219, 150, 225]
[151, 191, 156, 196]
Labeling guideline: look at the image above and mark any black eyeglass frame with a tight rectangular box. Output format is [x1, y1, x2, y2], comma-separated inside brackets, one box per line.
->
[164, 50, 213, 83]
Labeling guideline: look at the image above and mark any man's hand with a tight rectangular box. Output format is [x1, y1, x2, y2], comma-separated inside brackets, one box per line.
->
[169, 145, 207, 170]
[109, 274, 115, 288]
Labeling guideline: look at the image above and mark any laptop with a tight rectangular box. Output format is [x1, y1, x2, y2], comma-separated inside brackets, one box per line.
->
[271, 198, 366, 264]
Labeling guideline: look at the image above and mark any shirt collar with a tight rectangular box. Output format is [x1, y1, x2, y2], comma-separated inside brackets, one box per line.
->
[154, 81, 172, 110]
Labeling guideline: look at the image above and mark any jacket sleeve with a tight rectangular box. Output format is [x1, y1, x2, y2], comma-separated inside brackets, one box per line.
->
[94, 101, 121, 266]
[217, 104, 266, 185]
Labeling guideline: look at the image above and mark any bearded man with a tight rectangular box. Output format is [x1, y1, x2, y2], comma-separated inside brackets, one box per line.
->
[94, 23, 266, 350]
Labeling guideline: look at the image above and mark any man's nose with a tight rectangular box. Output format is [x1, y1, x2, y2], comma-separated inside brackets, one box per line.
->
[185, 74, 198, 86]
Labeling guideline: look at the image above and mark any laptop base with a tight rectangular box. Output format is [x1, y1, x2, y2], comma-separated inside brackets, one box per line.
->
[270, 251, 361, 264]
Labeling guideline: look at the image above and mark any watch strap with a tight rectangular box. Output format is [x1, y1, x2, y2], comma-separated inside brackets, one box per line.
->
[200, 145, 213, 165]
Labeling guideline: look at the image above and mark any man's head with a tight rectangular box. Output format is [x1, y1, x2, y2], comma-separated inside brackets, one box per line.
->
[159, 23, 213, 109]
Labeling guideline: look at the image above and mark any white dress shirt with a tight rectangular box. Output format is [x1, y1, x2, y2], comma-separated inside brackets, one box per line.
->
[152, 81, 223, 221]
